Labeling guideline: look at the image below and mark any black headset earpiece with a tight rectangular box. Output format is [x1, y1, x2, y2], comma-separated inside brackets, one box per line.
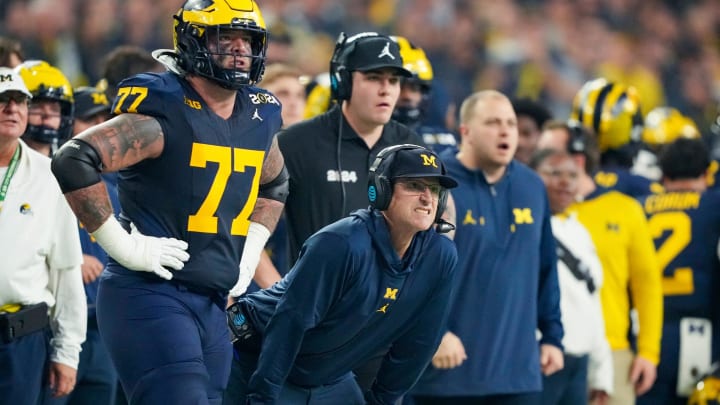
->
[367, 144, 449, 223]
[567, 122, 587, 155]
[368, 144, 412, 211]
[330, 32, 353, 101]
[330, 32, 386, 101]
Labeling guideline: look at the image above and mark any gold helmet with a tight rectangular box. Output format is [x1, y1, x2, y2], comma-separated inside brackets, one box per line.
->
[174, 0, 267, 89]
[642, 107, 700, 146]
[303, 74, 333, 119]
[15, 60, 74, 144]
[570, 78, 643, 152]
[392, 35, 433, 91]
[688, 366, 720, 405]
[390, 36, 433, 127]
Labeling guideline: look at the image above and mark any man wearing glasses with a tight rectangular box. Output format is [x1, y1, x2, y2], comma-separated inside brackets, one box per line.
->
[227, 145, 458, 405]
[0, 67, 85, 402]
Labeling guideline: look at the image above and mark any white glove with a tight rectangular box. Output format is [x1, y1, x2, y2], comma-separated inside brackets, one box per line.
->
[229, 222, 271, 297]
[91, 216, 190, 280]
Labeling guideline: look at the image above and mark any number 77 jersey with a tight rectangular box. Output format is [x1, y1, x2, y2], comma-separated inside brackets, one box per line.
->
[638, 189, 720, 400]
[110, 72, 282, 291]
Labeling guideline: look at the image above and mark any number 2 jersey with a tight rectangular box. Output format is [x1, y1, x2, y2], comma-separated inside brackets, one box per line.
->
[108, 72, 282, 292]
[638, 189, 720, 399]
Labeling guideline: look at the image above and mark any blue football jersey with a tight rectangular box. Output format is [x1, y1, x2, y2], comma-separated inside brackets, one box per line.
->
[638, 189, 720, 401]
[592, 166, 663, 199]
[705, 159, 720, 190]
[418, 125, 458, 155]
[108, 72, 282, 291]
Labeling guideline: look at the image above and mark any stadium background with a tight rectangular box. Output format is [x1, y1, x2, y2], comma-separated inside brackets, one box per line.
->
[1, 0, 718, 150]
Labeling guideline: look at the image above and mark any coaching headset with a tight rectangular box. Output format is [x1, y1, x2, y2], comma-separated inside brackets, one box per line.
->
[329, 32, 410, 101]
[329, 32, 353, 101]
[367, 144, 456, 232]
[329, 32, 371, 101]
[567, 121, 589, 155]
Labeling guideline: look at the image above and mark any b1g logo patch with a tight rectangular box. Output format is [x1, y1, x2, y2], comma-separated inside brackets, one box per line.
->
[249, 93, 280, 106]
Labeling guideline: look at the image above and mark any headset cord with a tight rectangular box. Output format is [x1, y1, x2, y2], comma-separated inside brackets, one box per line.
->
[337, 111, 347, 219]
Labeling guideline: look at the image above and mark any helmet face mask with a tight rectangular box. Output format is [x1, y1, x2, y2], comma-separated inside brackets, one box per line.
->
[16, 60, 74, 146]
[174, 0, 268, 89]
[394, 81, 426, 128]
[390, 36, 433, 128]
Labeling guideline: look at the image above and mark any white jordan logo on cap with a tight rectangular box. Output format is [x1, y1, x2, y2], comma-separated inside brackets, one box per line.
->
[252, 108, 263, 122]
[378, 42, 395, 60]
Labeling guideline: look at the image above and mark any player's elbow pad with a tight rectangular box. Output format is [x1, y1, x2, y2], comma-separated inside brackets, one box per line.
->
[258, 165, 289, 203]
[51, 139, 104, 193]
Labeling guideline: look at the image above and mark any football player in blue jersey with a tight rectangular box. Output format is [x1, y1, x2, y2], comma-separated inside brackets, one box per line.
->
[227, 144, 458, 405]
[50, 1, 287, 403]
[636, 137, 720, 405]
[570, 78, 661, 198]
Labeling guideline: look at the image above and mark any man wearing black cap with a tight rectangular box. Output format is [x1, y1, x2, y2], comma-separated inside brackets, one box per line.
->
[228, 144, 458, 405]
[274, 32, 429, 269]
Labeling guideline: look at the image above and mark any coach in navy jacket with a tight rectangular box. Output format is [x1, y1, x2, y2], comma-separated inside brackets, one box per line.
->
[413, 91, 563, 403]
[230, 145, 458, 405]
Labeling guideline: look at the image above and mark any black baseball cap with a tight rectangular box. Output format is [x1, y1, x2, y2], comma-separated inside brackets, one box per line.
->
[73, 86, 110, 119]
[390, 147, 458, 189]
[345, 34, 412, 77]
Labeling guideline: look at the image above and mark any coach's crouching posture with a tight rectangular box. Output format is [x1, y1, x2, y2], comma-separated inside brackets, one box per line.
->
[227, 144, 458, 405]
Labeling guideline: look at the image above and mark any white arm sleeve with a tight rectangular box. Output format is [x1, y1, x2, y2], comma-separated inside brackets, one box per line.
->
[230, 222, 271, 297]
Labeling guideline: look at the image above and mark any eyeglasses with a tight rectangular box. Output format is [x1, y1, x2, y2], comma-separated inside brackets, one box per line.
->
[0, 93, 29, 107]
[538, 169, 579, 181]
[395, 179, 442, 197]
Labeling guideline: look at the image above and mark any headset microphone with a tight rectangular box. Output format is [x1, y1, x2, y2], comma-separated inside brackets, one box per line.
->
[435, 218, 456, 234]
